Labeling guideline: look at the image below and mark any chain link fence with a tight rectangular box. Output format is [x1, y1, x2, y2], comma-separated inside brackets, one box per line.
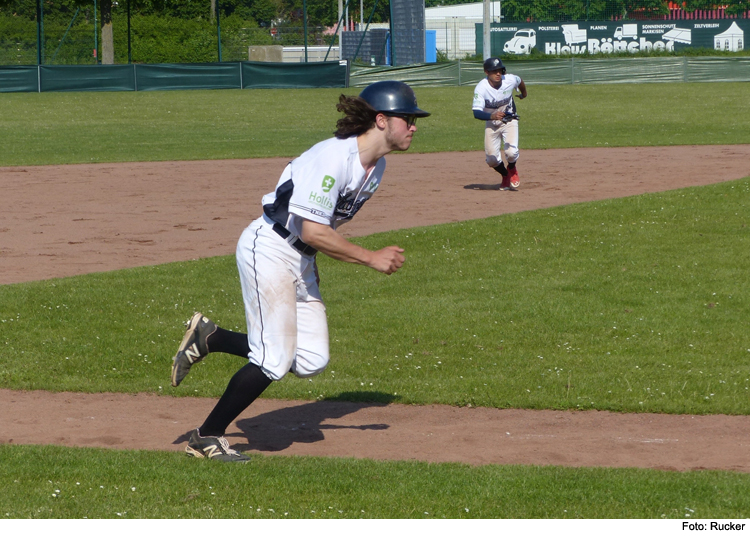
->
[2, 1, 749, 66]
[0, 2, 334, 65]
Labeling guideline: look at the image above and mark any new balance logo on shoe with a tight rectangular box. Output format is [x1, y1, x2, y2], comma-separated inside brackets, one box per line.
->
[202, 444, 221, 459]
[185, 343, 201, 364]
[185, 429, 251, 462]
[171, 312, 217, 387]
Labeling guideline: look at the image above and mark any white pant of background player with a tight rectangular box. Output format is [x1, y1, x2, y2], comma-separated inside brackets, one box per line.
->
[235, 214, 329, 381]
[484, 119, 519, 168]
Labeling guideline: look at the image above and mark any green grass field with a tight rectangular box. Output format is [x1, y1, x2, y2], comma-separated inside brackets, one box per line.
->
[3, 445, 749, 519]
[0, 82, 748, 166]
[1, 83, 749, 520]
[3, 182, 750, 414]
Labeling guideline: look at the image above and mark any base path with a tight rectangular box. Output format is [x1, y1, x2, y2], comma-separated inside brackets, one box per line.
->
[2, 389, 749, 472]
[3, 145, 750, 285]
[2, 145, 750, 471]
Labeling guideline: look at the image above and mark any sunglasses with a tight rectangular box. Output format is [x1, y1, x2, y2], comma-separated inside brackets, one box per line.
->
[385, 113, 418, 127]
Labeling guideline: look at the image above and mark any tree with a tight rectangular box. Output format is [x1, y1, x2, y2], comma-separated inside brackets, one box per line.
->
[725, 0, 750, 15]
[483, 0, 672, 22]
[623, 0, 668, 18]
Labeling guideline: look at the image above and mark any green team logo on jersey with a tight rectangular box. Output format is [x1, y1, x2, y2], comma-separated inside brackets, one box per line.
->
[321, 175, 335, 193]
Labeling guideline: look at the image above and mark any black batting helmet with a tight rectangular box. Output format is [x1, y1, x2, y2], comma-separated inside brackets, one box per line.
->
[483, 57, 506, 73]
[359, 80, 430, 118]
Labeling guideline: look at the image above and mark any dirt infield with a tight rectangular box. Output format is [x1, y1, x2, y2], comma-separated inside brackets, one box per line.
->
[2, 144, 750, 471]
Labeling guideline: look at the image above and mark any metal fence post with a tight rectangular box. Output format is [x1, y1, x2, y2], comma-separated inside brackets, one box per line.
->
[571, 57, 575, 84]
[388, 1, 395, 66]
[325, 0, 352, 62]
[35, 0, 42, 65]
[127, 0, 132, 64]
[303, 0, 308, 62]
[683, 56, 688, 82]
[216, 0, 222, 62]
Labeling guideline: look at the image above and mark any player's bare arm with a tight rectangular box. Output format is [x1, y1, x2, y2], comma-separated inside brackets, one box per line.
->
[301, 219, 405, 275]
[517, 80, 528, 99]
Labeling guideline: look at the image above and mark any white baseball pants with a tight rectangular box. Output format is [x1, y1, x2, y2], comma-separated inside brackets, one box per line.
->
[484, 119, 520, 167]
[235, 215, 330, 381]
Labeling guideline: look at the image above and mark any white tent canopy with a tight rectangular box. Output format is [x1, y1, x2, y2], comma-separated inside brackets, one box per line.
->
[714, 22, 744, 51]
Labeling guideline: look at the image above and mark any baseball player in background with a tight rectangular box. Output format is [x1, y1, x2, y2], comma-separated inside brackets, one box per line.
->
[472, 57, 527, 191]
[169, 81, 430, 462]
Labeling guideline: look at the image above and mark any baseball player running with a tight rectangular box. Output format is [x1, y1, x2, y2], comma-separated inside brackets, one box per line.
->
[472, 57, 527, 191]
[170, 81, 430, 462]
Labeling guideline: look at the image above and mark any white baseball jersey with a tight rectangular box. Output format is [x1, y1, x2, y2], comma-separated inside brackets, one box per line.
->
[472, 74, 523, 127]
[238, 135, 386, 382]
[262, 136, 385, 238]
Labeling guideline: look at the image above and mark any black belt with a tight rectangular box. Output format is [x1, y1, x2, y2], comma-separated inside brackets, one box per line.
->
[272, 223, 317, 257]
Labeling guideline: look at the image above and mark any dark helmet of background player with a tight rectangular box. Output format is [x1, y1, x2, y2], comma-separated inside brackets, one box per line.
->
[359, 80, 431, 118]
[483, 57, 506, 74]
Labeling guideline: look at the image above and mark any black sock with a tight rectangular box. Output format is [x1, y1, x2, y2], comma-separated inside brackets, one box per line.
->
[493, 164, 508, 176]
[199, 362, 272, 437]
[206, 327, 250, 358]
[508, 162, 516, 170]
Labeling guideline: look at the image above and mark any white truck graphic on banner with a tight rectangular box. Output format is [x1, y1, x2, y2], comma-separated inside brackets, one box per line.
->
[614, 24, 638, 40]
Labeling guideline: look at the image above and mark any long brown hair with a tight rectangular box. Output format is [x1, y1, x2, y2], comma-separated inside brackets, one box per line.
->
[334, 94, 378, 139]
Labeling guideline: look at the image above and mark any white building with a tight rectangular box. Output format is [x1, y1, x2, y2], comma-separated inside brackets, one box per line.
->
[426, 2, 503, 59]
[330, 2, 499, 61]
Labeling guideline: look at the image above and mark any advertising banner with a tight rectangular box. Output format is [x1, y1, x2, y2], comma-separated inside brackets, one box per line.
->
[477, 19, 748, 57]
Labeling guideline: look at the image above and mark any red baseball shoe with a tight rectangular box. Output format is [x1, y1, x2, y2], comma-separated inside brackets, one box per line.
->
[499, 173, 517, 191]
[508, 167, 520, 188]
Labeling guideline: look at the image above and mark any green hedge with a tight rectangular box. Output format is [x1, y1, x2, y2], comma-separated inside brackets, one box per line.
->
[0, 13, 335, 65]
[0, 14, 44, 65]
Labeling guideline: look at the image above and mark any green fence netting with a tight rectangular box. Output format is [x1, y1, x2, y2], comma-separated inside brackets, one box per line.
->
[687, 56, 750, 82]
[242, 61, 348, 88]
[134, 63, 242, 91]
[345, 62, 462, 88]
[0, 65, 39, 92]
[2, 57, 749, 93]
[0, 60, 347, 92]
[349, 57, 750, 86]
[39, 63, 134, 91]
